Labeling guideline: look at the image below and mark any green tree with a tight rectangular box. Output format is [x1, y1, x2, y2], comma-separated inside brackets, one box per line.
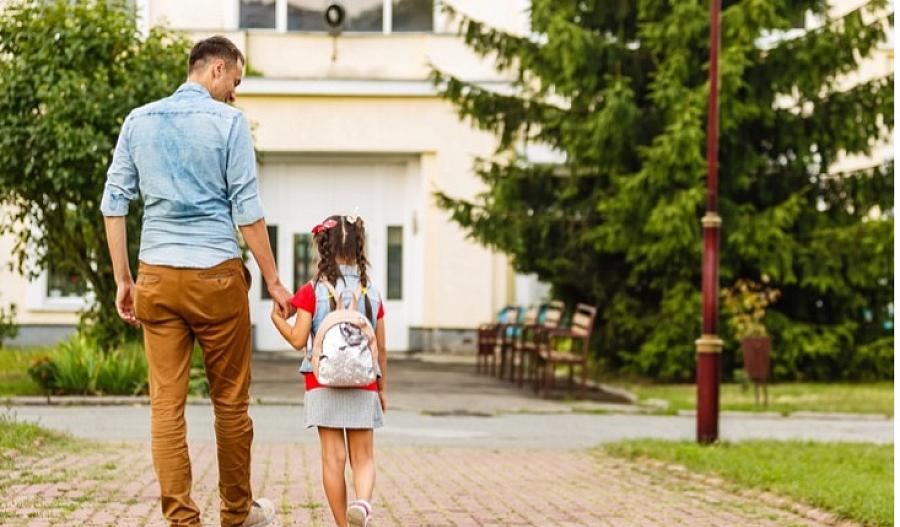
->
[433, 0, 893, 380]
[0, 0, 190, 349]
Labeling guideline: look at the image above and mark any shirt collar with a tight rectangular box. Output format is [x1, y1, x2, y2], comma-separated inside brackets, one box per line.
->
[175, 82, 212, 98]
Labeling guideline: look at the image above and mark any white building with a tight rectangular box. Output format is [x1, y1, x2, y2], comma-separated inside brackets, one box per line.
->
[0, 0, 542, 352]
[0, 0, 890, 351]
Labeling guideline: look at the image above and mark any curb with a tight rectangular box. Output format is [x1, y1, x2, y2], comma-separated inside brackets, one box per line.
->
[675, 409, 892, 420]
[2, 396, 304, 407]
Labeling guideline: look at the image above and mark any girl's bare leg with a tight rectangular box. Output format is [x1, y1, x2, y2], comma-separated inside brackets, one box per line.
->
[346, 429, 375, 502]
[318, 427, 348, 526]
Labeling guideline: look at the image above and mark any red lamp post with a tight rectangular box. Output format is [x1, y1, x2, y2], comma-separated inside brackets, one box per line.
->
[696, 0, 723, 444]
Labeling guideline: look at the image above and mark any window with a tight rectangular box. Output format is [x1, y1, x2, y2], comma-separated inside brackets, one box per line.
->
[287, 0, 326, 31]
[386, 226, 402, 300]
[346, 0, 384, 32]
[47, 263, 87, 299]
[241, 0, 277, 29]
[392, 0, 433, 32]
[241, 0, 434, 33]
[262, 224, 278, 299]
[293, 233, 318, 291]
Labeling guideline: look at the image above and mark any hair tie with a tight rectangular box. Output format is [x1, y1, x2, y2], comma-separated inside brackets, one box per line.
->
[311, 219, 338, 235]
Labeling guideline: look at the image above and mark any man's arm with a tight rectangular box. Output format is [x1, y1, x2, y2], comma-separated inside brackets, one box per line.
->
[104, 216, 138, 327]
[224, 114, 293, 315]
[239, 219, 293, 316]
[101, 116, 139, 327]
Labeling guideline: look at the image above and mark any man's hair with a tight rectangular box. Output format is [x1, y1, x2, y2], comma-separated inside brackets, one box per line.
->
[188, 36, 245, 73]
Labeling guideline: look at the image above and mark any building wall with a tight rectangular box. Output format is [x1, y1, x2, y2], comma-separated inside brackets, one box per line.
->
[0, 0, 892, 347]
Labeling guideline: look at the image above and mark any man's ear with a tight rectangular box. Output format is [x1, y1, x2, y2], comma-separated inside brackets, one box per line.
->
[211, 58, 226, 78]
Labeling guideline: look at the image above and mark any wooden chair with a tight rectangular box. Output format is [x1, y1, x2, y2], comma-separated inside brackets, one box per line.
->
[534, 303, 598, 398]
[507, 305, 540, 383]
[476, 305, 518, 375]
[518, 301, 565, 387]
[496, 306, 524, 379]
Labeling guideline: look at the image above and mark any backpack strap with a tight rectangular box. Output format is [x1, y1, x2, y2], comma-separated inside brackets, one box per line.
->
[320, 279, 359, 310]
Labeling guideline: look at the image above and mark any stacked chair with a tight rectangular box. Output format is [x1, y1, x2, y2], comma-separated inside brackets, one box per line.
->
[476, 305, 518, 376]
[475, 300, 597, 399]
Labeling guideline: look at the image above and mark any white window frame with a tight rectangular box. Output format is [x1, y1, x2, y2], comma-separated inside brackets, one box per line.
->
[26, 268, 92, 313]
[234, 0, 441, 34]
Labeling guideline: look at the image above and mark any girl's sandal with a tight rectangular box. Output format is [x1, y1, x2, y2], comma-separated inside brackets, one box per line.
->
[347, 499, 372, 527]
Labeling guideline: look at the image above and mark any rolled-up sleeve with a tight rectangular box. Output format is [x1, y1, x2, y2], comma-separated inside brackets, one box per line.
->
[100, 115, 139, 216]
[226, 113, 265, 226]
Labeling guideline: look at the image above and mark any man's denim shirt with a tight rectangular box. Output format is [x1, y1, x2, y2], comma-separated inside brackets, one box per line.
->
[100, 82, 264, 268]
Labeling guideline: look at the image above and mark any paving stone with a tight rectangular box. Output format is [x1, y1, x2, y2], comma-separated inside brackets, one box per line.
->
[0, 441, 850, 526]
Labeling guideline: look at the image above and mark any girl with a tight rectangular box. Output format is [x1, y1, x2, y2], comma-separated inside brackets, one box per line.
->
[271, 214, 387, 527]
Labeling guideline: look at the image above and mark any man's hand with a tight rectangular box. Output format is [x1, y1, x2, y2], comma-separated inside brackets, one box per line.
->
[116, 279, 140, 327]
[268, 282, 295, 318]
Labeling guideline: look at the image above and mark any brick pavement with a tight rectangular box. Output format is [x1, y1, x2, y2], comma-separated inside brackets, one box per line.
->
[1, 441, 850, 527]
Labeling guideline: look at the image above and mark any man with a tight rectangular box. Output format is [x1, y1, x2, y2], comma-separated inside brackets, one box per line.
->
[101, 36, 291, 527]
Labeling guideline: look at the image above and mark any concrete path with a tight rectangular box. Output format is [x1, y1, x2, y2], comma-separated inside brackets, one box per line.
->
[248, 353, 634, 414]
[3, 404, 892, 448]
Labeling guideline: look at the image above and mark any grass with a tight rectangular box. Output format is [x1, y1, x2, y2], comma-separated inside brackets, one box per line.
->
[0, 347, 50, 396]
[0, 413, 72, 466]
[605, 439, 893, 527]
[614, 381, 894, 416]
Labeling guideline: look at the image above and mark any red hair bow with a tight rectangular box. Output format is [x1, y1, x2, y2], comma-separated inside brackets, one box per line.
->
[311, 219, 338, 235]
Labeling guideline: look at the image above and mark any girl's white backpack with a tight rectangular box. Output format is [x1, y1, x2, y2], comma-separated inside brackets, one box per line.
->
[310, 281, 381, 387]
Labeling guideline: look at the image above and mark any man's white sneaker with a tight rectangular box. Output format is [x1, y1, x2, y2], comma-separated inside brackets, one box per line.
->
[241, 498, 280, 527]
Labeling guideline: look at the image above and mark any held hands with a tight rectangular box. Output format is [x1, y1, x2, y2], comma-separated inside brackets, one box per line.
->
[270, 302, 286, 322]
[267, 282, 296, 318]
[115, 279, 140, 327]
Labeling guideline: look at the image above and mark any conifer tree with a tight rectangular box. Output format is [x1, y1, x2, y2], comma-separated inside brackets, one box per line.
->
[433, 0, 893, 380]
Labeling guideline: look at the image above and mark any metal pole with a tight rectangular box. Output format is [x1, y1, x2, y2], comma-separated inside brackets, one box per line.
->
[696, 0, 723, 444]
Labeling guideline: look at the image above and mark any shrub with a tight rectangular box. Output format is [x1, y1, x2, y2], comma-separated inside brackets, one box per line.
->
[28, 335, 211, 396]
[29, 335, 147, 395]
[97, 342, 148, 395]
[0, 304, 18, 347]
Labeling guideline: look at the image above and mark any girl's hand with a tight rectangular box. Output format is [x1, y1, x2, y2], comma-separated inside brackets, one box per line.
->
[377, 389, 387, 412]
[271, 304, 285, 321]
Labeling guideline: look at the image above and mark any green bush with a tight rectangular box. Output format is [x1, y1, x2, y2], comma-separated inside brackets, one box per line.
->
[97, 342, 148, 395]
[189, 342, 209, 397]
[26, 356, 59, 393]
[0, 303, 18, 347]
[28, 335, 147, 395]
[28, 335, 211, 396]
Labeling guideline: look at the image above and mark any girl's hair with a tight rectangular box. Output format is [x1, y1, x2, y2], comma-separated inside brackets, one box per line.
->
[313, 215, 373, 321]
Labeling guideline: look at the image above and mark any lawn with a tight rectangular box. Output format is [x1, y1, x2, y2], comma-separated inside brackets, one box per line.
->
[0, 413, 72, 466]
[0, 347, 49, 396]
[605, 440, 893, 527]
[617, 381, 893, 416]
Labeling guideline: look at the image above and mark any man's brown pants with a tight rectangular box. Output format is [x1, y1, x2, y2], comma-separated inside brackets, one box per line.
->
[135, 258, 254, 527]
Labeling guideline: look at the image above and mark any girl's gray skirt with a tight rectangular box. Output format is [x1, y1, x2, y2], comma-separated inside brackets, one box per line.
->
[304, 387, 384, 429]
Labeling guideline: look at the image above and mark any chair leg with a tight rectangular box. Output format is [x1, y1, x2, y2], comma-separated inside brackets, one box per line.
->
[543, 362, 552, 398]
[517, 353, 525, 387]
[580, 362, 587, 399]
[490, 348, 496, 376]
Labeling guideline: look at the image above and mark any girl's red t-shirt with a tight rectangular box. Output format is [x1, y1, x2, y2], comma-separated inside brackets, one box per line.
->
[291, 282, 384, 391]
